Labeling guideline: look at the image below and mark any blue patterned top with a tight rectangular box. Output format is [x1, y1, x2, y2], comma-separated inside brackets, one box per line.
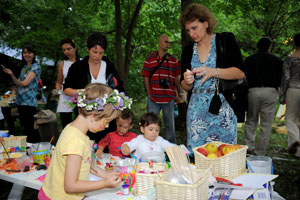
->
[16, 63, 41, 107]
[186, 34, 237, 153]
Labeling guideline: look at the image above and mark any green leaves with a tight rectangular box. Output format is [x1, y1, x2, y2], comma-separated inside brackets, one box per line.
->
[1, 0, 300, 96]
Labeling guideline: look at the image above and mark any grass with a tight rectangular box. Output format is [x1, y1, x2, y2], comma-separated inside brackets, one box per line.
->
[1, 97, 300, 200]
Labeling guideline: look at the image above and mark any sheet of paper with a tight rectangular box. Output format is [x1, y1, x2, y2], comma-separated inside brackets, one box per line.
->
[228, 173, 278, 200]
[230, 189, 257, 200]
[232, 173, 278, 189]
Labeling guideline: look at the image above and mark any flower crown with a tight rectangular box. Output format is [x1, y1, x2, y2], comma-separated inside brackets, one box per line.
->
[65, 89, 132, 111]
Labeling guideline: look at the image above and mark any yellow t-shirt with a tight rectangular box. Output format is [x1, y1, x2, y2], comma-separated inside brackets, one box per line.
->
[42, 124, 92, 200]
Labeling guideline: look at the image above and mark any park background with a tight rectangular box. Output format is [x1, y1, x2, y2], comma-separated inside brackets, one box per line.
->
[0, 0, 300, 199]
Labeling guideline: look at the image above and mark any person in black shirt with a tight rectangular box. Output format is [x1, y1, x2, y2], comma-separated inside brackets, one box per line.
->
[244, 37, 283, 155]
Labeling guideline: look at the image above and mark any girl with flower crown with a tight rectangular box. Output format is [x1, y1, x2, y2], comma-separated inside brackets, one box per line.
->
[38, 83, 132, 200]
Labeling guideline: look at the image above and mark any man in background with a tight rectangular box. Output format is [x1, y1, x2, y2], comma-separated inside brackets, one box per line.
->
[141, 35, 181, 143]
[244, 37, 283, 155]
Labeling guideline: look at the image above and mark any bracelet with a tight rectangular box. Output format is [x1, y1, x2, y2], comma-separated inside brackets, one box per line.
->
[216, 68, 220, 79]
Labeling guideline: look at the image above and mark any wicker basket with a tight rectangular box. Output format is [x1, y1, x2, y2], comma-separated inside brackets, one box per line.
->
[193, 142, 248, 179]
[155, 168, 209, 200]
[3, 136, 27, 148]
[135, 162, 168, 195]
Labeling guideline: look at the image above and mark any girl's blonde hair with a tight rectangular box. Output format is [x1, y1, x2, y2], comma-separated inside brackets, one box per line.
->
[78, 83, 121, 122]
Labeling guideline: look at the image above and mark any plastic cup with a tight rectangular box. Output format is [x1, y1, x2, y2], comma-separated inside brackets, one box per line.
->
[247, 156, 273, 174]
[32, 142, 50, 164]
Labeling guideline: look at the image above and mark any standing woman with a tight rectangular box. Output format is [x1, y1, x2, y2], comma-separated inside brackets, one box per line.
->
[64, 32, 124, 143]
[55, 38, 80, 128]
[280, 33, 300, 157]
[179, 3, 245, 153]
[3, 45, 41, 143]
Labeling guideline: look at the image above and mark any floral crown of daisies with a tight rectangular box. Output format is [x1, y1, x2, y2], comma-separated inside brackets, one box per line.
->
[65, 89, 132, 111]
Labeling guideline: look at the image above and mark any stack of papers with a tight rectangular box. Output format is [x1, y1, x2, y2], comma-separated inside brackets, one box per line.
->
[210, 173, 278, 200]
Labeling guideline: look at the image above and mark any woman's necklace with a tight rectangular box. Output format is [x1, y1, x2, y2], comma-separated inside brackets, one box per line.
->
[24, 64, 32, 74]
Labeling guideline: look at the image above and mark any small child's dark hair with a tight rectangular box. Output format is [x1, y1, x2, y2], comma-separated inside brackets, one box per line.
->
[119, 109, 134, 125]
[139, 112, 161, 127]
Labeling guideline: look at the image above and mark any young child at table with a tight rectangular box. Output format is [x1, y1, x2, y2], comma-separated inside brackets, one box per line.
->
[38, 83, 132, 200]
[121, 112, 176, 159]
[96, 109, 137, 158]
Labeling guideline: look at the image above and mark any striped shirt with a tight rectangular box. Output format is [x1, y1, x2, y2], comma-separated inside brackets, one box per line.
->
[141, 51, 181, 103]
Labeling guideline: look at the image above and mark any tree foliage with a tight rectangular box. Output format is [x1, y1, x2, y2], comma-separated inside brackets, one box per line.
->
[198, 0, 300, 57]
[1, 0, 300, 96]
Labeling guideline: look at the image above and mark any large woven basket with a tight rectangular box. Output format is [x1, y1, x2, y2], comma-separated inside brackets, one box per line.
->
[155, 168, 209, 200]
[3, 136, 27, 148]
[135, 162, 168, 195]
[193, 142, 248, 179]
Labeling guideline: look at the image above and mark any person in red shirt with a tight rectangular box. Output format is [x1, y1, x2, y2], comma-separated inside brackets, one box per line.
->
[96, 109, 137, 158]
[141, 35, 181, 143]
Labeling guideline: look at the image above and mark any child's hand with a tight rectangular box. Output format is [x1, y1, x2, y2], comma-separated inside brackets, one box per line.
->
[121, 144, 130, 155]
[96, 149, 103, 159]
[103, 170, 119, 179]
[104, 173, 122, 188]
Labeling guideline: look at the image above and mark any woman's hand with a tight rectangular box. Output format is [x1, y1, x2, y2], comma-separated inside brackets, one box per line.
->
[183, 69, 195, 85]
[192, 66, 217, 84]
[3, 67, 13, 76]
[121, 144, 130, 155]
[55, 83, 62, 90]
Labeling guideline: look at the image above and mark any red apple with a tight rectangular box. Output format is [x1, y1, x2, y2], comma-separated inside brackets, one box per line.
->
[216, 150, 224, 157]
[218, 144, 227, 152]
[197, 147, 209, 157]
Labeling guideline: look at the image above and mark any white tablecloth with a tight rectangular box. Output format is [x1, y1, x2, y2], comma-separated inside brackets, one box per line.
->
[0, 168, 148, 200]
[0, 169, 44, 190]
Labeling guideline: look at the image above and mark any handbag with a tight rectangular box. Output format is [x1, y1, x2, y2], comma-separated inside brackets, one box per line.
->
[209, 77, 222, 115]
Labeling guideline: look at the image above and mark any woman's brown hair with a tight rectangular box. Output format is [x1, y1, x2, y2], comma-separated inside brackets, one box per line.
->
[179, 3, 217, 34]
[78, 83, 120, 122]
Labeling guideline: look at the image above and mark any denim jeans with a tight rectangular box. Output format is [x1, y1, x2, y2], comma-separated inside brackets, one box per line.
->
[147, 96, 176, 143]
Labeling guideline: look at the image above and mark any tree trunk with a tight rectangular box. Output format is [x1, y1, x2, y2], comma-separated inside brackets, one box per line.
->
[123, 0, 144, 89]
[115, 0, 123, 86]
[114, 0, 144, 89]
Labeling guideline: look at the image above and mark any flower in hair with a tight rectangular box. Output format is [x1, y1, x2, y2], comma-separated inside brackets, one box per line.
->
[64, 89, 132, 111]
